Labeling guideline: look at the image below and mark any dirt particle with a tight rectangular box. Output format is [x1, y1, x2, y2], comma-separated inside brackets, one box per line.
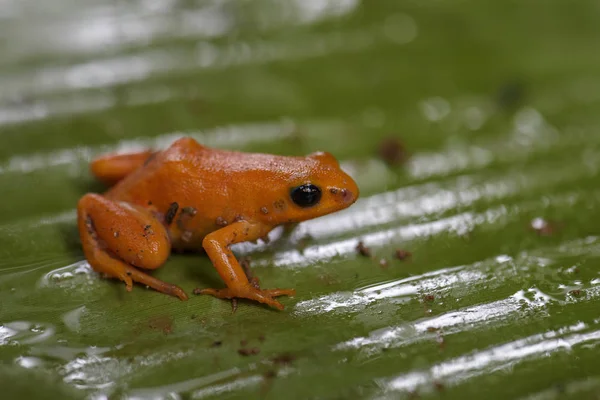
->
[181, 231, 193, 243]
[377, 137, 408, 166]
[272, 353, 296, 365]
[356, 241, 371, 257]
[148, 316, 173, 334]
[318, 273, 341, 286]
[436, 331, 445, 350]
[273, 199, 286, 211]
[215, 216, 228, 227]
[85, 215, 95, 236]
[240, 257, 259, 289]
[113, 231, 120, 238]
[181, 206, 197, 216]
[424, 294, 435, 302]
[379, 258, 389, 268]
[238, 347, 260, 356]
[264, 370, 277, 379]
[329, 188, 338, 195]
[426, 326, 440, 332]
[259, 335, 266, 342]
[240, 339, 248, 346]
[234, 214, 244, 222]
[530, 217, 561, 236]
[569, 289, 582, 297]
[260, 207, 269, 214]
[142, 224, 154, 238]
[177, 207, 198, 229]
[433, 381, 445, 392]
[211, 340, 222, 347]
[496, 80, 526, 110]
[190, 314, 198, 320]
[165, 202, 179, 225]
[394, 249, 412, 260]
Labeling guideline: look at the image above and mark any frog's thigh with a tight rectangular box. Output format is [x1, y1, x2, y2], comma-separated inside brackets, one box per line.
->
[90, 150, 155, 186]
[77, 193, 187, 300]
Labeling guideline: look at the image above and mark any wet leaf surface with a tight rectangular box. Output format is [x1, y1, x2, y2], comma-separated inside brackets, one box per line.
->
[2, 1, 600, 399]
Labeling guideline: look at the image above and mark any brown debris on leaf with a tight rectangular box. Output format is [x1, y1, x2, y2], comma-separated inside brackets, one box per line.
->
[238, 347, 260, 356]
[377, 137, 408, 166]
[192, 287, 203, 295]
[356, 241, 371, 257]
[530, 217, 561, 236]
[272, 353, 296, 366]
[148, 316, 173, 334]
[394, 249, 412, 261]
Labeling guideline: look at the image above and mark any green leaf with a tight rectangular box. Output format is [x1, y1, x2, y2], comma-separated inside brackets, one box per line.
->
[2, 1, 600, 399]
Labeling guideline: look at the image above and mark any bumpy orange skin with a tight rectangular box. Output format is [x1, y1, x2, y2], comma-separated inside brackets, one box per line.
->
[78, 137, 359, 310]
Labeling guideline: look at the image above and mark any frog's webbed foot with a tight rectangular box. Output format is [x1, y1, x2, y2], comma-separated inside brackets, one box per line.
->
[199, 286, 296, 311]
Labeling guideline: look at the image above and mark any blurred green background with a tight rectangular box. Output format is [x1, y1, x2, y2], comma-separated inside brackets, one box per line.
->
[2, 0, 600, 398]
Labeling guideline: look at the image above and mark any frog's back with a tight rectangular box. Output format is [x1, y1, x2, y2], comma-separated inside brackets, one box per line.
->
[104, 138, 275, 207]
[105, 138, 209, 202]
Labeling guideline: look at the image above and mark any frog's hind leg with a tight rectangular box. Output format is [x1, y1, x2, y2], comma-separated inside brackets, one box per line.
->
[90, 150, 156, 186]
[77, 193, 188, 300]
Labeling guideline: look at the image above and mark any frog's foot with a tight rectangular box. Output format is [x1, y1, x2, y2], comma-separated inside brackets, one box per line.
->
[199, 286, 296, 310]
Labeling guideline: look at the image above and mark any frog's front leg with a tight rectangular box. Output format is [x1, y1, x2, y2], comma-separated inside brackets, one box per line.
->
[200, 221, 295, 310]
[77, 193, 188, 300]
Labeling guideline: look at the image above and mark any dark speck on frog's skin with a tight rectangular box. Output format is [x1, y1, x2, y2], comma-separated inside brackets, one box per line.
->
[215, 216, 228, 227]
[165, 202, 179, 225]
[274, 199, 286, 210]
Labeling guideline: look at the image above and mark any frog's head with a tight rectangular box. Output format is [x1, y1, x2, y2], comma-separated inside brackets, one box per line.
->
[271, 151, 359, 224]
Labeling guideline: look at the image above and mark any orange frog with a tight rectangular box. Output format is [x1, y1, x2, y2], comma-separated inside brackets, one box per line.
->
[78, 137, 359, 310]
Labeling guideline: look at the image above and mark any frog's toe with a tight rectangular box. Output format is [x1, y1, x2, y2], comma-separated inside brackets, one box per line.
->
[262, 288, 296, 297]
[197, 286, 294, 310]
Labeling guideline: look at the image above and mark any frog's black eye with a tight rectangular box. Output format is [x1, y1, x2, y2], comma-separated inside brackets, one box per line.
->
[290, 184, 322, 208]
